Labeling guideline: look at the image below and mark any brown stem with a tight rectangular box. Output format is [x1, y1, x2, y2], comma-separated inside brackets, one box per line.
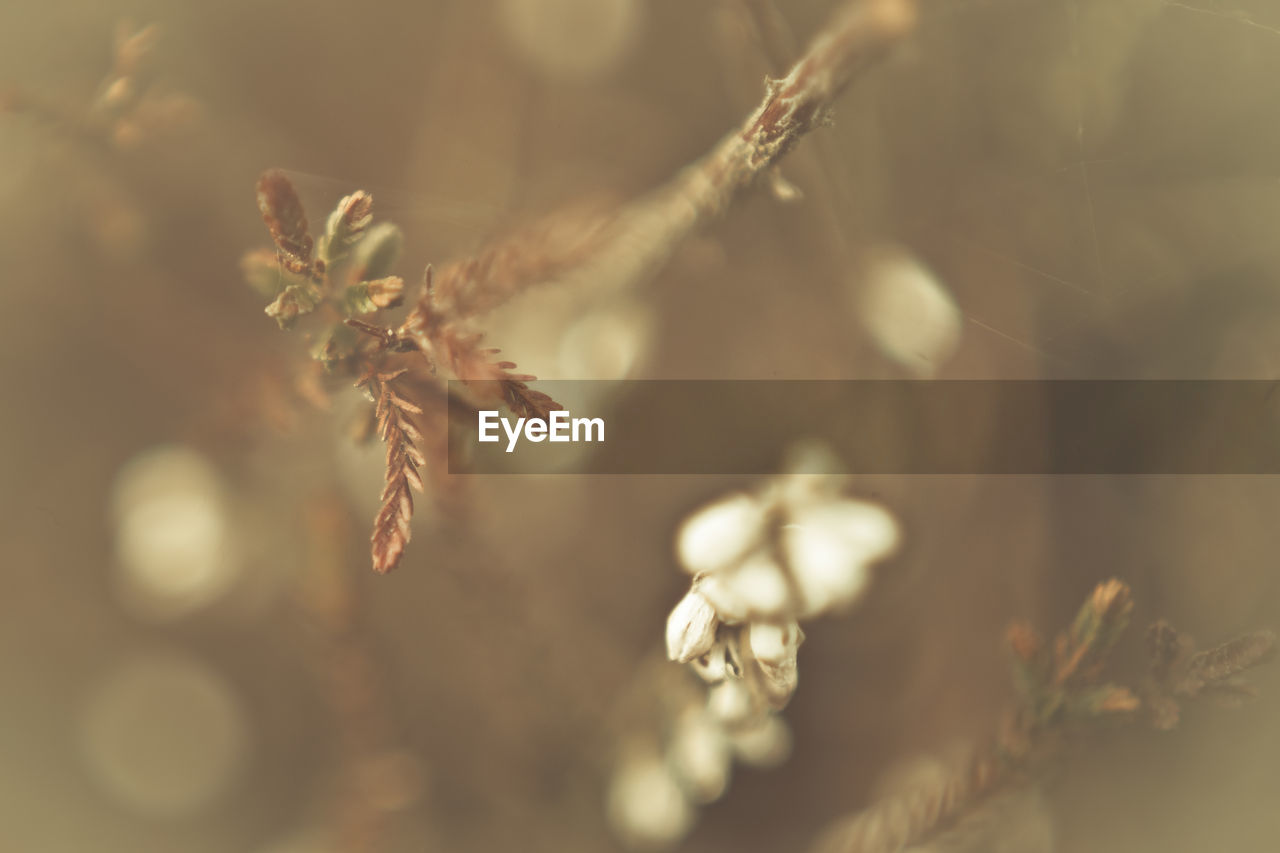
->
[403, 0, 916, 328]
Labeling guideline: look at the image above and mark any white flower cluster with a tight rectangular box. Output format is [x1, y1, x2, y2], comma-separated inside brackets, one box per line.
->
[667, 464, 899, 708]
[609, 448, 900, 849]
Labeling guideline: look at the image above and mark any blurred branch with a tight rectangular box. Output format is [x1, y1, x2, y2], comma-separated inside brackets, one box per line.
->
[2, 22, 198, 152]
[243, 0, 916, 574]
[403, 0, 917, 329]
[669, 0, 915, 218]
[811, 580, 1275, 853]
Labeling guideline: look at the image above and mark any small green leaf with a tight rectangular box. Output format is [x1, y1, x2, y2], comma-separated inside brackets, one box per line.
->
[342, 276, 405, 316]
[1067, 684, 1140, 719]
[265, 281, 322, 329]
[350, 221, 402, 282]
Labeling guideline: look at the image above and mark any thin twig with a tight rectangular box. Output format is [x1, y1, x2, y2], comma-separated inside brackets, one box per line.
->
[811, 581, 1273, 853]
[402, 0, 916, 329]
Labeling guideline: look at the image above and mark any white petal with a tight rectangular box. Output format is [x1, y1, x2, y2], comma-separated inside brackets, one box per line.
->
[726, 553, 789, 618]
[698, 573, 749, 624]
[783, 500, 898, 616]
[747, 620, 801, 666]
[675, 493, 766, 575]
[665, 590, 719, 663]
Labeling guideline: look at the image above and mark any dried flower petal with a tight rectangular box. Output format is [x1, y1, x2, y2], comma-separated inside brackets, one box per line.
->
[666, 590, 719, 664]
[753, 656, 799, 710]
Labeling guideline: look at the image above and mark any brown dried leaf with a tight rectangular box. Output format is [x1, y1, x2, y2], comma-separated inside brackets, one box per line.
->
[256, 169, 314, 271]
[420, 201, 614, 321]
[368, 372, 426, 574]
[437, 328, 562, 419]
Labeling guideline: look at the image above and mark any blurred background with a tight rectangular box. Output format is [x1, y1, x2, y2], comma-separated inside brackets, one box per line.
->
[2, 0, 1279, 850]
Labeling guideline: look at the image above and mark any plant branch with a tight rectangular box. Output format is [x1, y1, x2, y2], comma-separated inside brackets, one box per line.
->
[811, 580, 1274, 853]
[402, 0, 917, 330]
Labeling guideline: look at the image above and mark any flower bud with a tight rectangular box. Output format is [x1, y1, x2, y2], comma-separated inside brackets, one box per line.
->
[676, 493, 766, 575]
[698, 572, 749, 624]
[753, 656, 799, 710]
[783, 499, 898, 617]
[727, 552, 790, 618]
[666, 590, 719, 663]
[748, 620, 803, 666]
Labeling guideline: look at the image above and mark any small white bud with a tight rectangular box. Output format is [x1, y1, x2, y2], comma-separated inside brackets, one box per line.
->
[675, 493, 766, 575]
[667, 710, 731, 803]
[783, 499, 898, 617]
[607, 752, 695, 847]
[666, 590, 719, 663]
[726, 552, 790, 618]
[698, 573, 749, 624]
[707, 678, 754, 724]
[747, 620, 802, 666]
[729, 714, 792, 768]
